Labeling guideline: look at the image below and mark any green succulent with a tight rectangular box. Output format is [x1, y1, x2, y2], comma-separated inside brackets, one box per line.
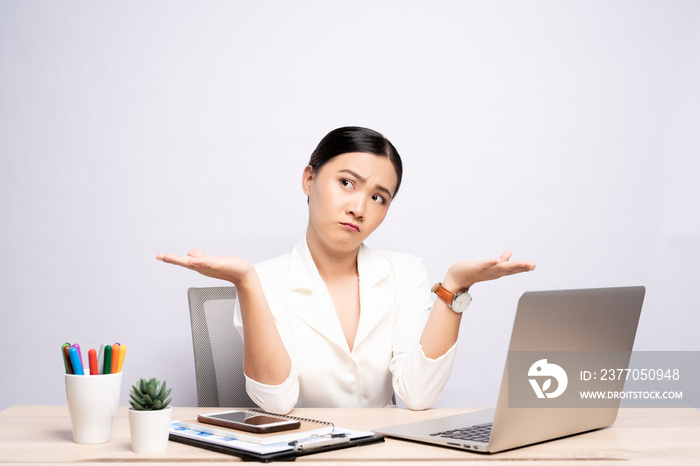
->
[129, 378, 172, 411]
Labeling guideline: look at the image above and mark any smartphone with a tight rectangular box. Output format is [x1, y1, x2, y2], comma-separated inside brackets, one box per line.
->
[197, 410, 301, 434]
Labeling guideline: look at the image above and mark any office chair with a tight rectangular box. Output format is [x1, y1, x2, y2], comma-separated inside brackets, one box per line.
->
[187, 286, 256, 407]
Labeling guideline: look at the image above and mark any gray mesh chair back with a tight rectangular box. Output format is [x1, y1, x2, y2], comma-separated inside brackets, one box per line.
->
[187, 286, 256, 408]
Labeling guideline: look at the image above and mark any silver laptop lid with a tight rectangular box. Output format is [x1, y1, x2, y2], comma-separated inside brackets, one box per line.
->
[488, 286, 645, 452]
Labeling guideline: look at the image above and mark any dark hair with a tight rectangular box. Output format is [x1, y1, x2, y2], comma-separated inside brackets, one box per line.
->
[308, 126, 403, 198]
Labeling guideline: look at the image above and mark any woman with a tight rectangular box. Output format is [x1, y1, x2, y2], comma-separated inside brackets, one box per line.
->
[157, 126, 535, 414]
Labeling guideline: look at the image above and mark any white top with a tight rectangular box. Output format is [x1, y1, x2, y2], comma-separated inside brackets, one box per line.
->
[234, 239, 457, 414]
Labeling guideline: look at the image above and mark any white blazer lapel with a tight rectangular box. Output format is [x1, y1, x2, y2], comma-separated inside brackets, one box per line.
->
[288, 240, 349, 353]
[354, 244, 392, 349]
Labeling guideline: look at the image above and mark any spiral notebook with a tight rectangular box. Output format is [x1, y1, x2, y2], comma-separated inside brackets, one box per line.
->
[169, 409, 384, 462]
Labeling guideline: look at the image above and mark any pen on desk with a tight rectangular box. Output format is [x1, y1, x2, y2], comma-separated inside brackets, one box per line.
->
[117, 344, 127, 373]
[111, 344, 120, 374]
[88, 349, 98, 375]
[68, 347, 84, 375]
[291, 434, 349, 451]
[62, 344, 74, 375]
[97, 344, 105, 375]
[103, 345, 112, 374]
[71, 344, 83, 368]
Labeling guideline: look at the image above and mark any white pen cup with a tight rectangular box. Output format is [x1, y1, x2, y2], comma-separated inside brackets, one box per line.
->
[64, 372, 123, 444]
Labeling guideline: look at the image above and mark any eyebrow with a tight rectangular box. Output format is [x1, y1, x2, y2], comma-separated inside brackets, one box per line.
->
[339, 169, 394, 199]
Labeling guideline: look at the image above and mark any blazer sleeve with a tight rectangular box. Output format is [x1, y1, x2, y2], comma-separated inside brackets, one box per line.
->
[232, 260, 300, 414]
[389, 258, 457, 410]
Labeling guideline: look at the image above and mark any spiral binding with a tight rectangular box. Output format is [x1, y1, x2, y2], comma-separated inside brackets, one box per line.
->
[248, 408, 335, 429]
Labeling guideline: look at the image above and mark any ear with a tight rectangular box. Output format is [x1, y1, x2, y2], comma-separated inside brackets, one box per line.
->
[302, 165, 314, 196]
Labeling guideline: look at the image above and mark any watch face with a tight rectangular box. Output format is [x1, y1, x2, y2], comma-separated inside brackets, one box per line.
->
[452, 293, 472, 313]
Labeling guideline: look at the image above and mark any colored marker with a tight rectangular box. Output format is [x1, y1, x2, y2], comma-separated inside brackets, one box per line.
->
[88, 349, 98, 375]
[103, 345, 112, 374]
[117, 344, 127, 373]
[61, 343, 71, 373]
[68, 347, 84, 375]
[111, 344, 120, 374]
[62, 345, 74, 375]
[97, 344, 106, 375]
[71, 344, 83, 367]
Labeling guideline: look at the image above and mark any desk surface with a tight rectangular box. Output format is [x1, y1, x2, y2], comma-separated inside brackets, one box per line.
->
[1, 405, 698, 465]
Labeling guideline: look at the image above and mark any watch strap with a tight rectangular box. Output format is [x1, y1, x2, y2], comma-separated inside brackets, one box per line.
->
[431, 283, 455, 306]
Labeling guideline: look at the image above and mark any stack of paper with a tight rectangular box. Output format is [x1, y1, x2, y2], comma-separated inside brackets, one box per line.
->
[177, 417, 333, 445]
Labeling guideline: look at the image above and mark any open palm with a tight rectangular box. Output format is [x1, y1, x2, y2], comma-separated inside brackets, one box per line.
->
[449, 251, 536, 290]
[156, 249, 254, 284]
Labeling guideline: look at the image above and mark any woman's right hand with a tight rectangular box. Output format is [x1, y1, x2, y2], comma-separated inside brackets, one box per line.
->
[158, 249, 293, 391]
[156, 250, 255, 285]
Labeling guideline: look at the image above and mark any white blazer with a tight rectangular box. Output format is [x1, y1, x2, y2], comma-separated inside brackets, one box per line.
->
[234, 239, 457, 414]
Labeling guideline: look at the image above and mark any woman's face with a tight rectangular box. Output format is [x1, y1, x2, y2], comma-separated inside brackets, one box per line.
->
[303, 152, 398, 254]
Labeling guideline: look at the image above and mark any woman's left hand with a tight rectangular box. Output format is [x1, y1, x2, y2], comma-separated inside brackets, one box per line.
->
[444, 252, 536, 292]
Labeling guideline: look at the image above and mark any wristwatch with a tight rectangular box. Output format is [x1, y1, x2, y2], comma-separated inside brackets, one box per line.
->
[431, 282, 472, 313]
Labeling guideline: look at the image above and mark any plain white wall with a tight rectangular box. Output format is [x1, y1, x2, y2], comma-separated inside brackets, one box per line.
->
[1, 0, 698, 411]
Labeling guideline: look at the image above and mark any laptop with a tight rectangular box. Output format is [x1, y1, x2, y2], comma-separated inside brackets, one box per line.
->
[375, 286, 646, 453]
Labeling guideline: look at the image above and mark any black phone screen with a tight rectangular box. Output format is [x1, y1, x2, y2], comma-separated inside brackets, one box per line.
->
[209, 411, 288, 426]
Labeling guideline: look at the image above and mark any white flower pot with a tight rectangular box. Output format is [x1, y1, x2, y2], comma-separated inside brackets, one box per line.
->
[128, 406, 172, 453]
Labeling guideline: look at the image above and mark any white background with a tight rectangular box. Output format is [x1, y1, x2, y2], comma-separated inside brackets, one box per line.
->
[1, 0, 698, 411]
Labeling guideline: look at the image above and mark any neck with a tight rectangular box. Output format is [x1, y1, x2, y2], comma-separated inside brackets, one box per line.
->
[305, 229, 359, 281]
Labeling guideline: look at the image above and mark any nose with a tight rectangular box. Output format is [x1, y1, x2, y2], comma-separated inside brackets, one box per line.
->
[346, 195, 365, 219]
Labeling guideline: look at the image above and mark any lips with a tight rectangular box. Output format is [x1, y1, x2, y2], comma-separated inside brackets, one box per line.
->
[340, 222, 360, 232]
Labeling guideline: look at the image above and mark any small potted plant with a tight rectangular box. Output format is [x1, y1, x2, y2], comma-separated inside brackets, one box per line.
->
[128, 377, 173, 453]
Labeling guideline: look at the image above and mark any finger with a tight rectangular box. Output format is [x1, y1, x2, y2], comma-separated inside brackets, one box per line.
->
[501, 260, 536, 273]
[157, 252, 193, 268]
[509, 259, 536, 270]
[188, 249, 205, 258]
[500, 251, 513, 262]
[156, 252, 177, 262]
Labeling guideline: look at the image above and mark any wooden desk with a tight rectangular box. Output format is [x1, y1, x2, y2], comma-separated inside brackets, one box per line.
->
[1, 405, 698, 465]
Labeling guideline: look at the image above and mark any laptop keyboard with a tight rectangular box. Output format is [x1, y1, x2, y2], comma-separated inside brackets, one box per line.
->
[431, 422, 493, 443]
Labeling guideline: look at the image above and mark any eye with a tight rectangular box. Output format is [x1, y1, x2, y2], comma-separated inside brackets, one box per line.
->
[340, 179, 355, 190]
[371, 194, 386, 205]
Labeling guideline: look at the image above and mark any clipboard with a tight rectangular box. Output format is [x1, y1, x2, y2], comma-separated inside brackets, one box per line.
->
[169, 421, 384, 462]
